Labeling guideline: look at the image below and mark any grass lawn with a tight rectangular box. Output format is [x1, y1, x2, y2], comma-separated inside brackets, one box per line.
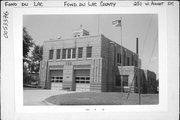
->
[45, 92, 159, 105]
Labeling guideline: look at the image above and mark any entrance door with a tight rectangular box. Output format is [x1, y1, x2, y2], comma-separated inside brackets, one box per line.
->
[50, 70, 63, 90]
[74, 69, 90, 91]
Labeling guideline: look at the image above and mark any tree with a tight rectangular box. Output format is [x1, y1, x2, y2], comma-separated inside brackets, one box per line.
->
[32, 45, 43, 62]
[23, 27, 34, 59]
[23, 27, 34, 85]
[29, 45, 43, 73]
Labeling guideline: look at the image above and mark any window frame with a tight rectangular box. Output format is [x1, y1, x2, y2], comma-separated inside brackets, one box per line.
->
[72, 48, 76, 59]
[67, 48, 71, 59]
[62, 49, 66, 59]
[56, 49, 61, 59]
[86, 46, 92, 58]
[49, 49, 54, 60]
[78, 47, 83, 58]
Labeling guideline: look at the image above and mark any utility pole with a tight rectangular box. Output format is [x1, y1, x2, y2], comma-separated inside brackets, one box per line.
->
[120, 17, 123, 93]
[136, 37, 141, 104]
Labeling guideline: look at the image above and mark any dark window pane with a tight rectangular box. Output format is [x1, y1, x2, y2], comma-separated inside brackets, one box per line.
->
[72, 48, 76, 58]
[67, 49, 71, 59]
[120, 54, 122, 64]
[123, 52, 126, 66]
[115, 75, 121, 86]
[117, 53, 120, 63]
[78, 47, 83, 58]
[86, 81, 90, 83]
[62, 49, 66, 59]
[123, 75, 129, 86]
[76, 77, 80, 80]
[131, 55, 134, 66]
[56, 49, 61, 59]
[81, 81, 85, 83]
[127, 57, 130, 66]
[49, 50, 53, 59]
[86, 46, 92, 58]
[81, 77, 85, 80]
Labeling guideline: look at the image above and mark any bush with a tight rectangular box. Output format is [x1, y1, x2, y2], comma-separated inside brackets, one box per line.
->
[23, 74, 34, 85]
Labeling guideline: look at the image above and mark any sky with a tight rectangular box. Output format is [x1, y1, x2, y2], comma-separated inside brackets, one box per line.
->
[23, 14, 158, 78]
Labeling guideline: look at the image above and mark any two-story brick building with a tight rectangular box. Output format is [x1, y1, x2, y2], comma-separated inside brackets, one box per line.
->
[39, 28, 157, 93]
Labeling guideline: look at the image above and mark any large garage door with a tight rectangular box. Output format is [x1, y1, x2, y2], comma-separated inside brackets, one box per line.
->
[50, 70, 63, 90]
[74, 69, 90, 91]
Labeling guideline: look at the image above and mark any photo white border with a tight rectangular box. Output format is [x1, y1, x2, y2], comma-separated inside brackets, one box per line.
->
[14, 7, 167, 112]
[1, 2, 179, 120]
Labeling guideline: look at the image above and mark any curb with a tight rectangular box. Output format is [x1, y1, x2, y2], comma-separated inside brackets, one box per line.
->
[43, 100, 56, 106]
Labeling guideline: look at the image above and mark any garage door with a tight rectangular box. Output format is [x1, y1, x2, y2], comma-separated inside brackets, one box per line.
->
[50, 70, 63, 90]
[74, 69, 90, 91]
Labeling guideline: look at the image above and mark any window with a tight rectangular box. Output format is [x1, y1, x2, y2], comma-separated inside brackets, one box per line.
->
[67, 49, 71, 59]
[131, 55, 134, 65]
[51, 76, 63, 83]
[78, 47, 83, 58]
[62, 49, 66, 59]
[115, 75, 121, 87]
[123, 75, 129, 86]
[49, 49, 53, 59]
[75, 76, 90, 84]
[123, 52, 126, 66]
[135, 76, 138, 87]
[117, 53, 120, 63]
[115, 75, 129, 87]
[56, 49, 61, 59]
[120, 54, 122, 64]
[72, 48, 76, 58]
[135, 60, 138, 67]
[127, 57, 130, 66]
[86, 46, 92, 58]
[61, 48, 76, 59]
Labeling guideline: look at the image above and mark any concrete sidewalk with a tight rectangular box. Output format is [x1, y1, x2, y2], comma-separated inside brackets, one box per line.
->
[23, 89, 75, 105]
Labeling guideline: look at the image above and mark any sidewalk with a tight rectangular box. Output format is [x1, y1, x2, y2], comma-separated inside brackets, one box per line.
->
[23, 88, 75, 105]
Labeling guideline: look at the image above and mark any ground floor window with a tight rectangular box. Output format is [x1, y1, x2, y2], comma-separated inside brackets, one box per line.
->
[123, 75, 129, 86]
[51, 76, 63, 82]
[115, 75, 121, 86]
[115, 75, 129, 87]
[75, 76, 90, 84]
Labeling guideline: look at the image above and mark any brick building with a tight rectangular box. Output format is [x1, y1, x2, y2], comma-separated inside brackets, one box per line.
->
[39, 28, 157, 93]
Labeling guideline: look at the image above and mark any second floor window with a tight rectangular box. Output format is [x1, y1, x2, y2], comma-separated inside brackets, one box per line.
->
[67, 49, 71, 59]
[131, 55, 134, 66]
[127, 57, 130, 66]
[62, 49, 66, 59]
[61, 48, 76, 59]
[56, 49, 61, 59]
[117, 53, 120, 63]
[86, 46, 92, 58]
[120, 54, 122, 64]
[49, 49, 53, 60]
[72, 48, 76, 58]
[78, 47, 83, 58]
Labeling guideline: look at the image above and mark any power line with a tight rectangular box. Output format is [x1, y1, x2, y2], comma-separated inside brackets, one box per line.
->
[146, 31, 158, 69]
[140, 15, 153, 57]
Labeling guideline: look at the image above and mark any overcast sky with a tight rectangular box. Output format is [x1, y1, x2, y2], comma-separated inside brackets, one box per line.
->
[23, 14, 158, 77]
